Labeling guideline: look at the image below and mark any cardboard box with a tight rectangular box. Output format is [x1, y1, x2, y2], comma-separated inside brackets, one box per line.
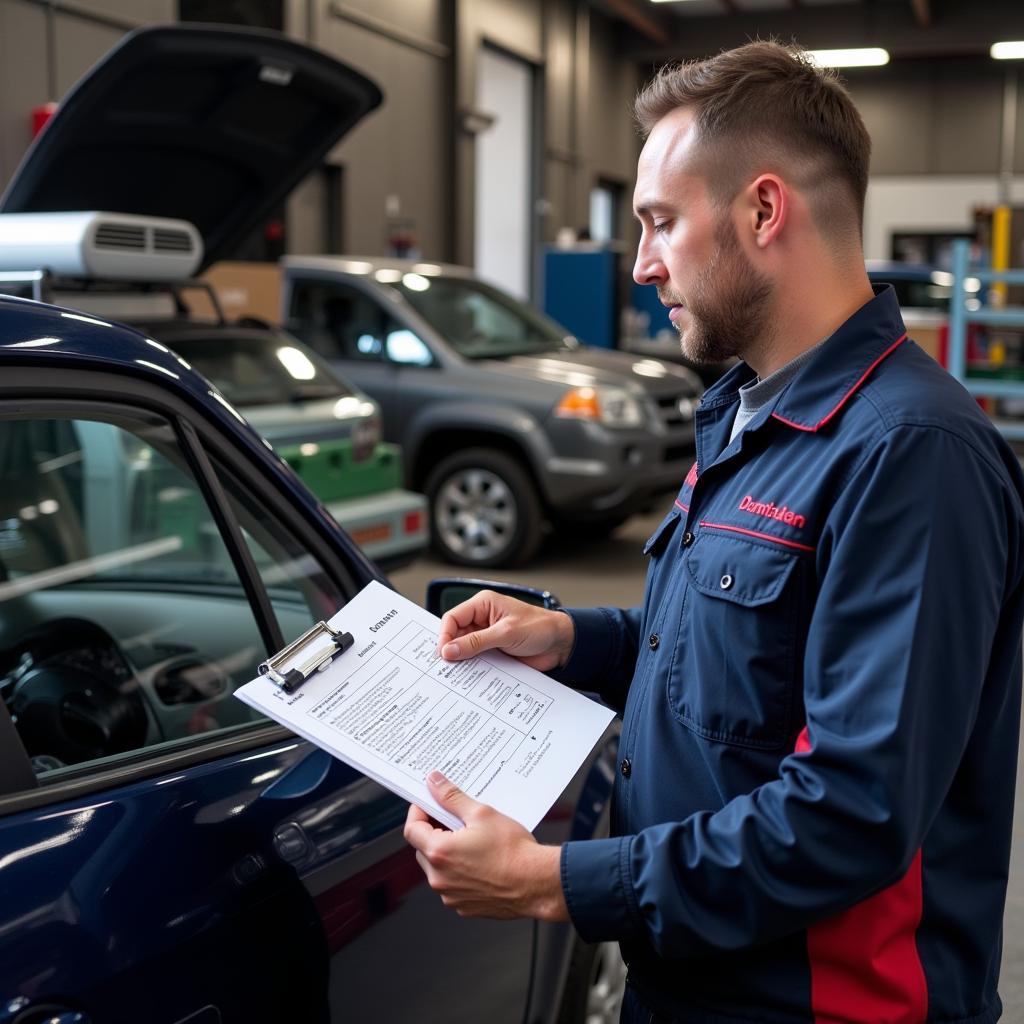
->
[199, 261, 283, 325]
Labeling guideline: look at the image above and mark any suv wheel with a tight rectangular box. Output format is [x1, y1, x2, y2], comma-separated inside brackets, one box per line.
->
[425, 448, 543, 567]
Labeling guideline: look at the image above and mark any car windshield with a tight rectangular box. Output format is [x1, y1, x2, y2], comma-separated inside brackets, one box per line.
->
[160, 329, 353, 407]
[394, 275, 577, 359]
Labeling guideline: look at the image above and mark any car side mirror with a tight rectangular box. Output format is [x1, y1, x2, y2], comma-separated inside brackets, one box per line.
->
[425, 577, 561, 618]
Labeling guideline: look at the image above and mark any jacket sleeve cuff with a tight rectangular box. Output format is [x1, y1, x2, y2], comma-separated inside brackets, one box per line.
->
[553, 607, 623, 686]
[560, 835, 643, 943]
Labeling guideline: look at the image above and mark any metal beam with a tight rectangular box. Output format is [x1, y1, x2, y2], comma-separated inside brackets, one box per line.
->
[625, 0, 1023, 62]
[598, 0, 672, 46]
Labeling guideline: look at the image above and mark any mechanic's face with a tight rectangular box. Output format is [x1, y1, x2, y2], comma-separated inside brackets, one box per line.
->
[633, 108, 773, 365]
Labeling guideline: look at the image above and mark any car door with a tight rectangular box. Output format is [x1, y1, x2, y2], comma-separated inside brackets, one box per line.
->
[0, 368, 533, 1024]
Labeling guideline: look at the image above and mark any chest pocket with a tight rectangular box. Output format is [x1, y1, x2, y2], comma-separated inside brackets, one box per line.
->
[669, 531, 804, 749]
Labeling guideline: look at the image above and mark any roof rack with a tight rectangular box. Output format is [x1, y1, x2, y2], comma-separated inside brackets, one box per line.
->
[0, 270, 226, 325]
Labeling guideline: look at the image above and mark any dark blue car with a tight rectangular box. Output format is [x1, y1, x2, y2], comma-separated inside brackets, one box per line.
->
[0, 24, 619, 1024]
[0, 290, 619, 1024]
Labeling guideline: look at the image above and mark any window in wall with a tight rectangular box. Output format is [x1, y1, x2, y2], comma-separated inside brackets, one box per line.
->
[589, 179, 624, 244]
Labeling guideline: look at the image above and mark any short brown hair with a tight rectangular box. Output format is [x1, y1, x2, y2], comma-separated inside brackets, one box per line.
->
[635, 41, 871, 243]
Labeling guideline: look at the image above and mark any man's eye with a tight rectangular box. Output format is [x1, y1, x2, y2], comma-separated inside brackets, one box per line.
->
[653, 221, 671, 234]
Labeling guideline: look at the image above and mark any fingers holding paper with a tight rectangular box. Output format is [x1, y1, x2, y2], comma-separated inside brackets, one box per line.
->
[436, 591, 575, 672]
[404, 770, 569, 922]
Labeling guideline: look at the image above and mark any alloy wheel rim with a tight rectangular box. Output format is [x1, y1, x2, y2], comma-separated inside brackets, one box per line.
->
[435, 467, 517, 561]
[585, 943, 627, 1024]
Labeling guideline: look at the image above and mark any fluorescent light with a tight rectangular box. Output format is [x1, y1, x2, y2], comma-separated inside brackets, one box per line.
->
[805, 48, 890, 68]
[991, 41, 1024, 60]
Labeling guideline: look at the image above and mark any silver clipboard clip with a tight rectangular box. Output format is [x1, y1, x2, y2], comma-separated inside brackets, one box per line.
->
[259, 620, 354, 694]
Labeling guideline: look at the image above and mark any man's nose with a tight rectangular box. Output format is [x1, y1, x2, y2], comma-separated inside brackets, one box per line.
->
[633, 242, 666, 286]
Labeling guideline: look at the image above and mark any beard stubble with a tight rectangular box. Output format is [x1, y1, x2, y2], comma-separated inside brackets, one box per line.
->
[661, 216, 774, 366]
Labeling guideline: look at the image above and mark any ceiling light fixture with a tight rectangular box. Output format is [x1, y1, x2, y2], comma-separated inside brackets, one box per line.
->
[991, 41, 1024, 60]
[805, 48, 890, 68]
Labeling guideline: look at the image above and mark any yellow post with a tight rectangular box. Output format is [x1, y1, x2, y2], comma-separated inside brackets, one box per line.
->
[992, 205, 1011, 306]
[987, 206, 1012, 373]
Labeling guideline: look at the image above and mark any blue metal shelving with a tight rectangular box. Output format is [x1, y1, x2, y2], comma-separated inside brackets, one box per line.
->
[948, 238, 1024, 440]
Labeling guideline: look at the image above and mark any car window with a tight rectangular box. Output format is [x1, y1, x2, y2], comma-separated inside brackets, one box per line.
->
[385, 327, 433, 365]
[290, 281, 403, 363]
[214, 460, 349, 638]
[394, 276, 573, 359]
[159, 329, 352, 406]
[0, 408, 345, 786]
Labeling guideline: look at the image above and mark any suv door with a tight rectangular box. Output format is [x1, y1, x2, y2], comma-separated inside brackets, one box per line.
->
[0, 370, 532, 1024]
[287, 278, 408, 440]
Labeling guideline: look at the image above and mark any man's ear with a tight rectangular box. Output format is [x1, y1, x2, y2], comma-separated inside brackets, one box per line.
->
[746, 174, 786, 249]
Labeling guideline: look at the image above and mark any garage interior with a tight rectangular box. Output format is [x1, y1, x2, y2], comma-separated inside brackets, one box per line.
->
[2, 0, 1024, 1019]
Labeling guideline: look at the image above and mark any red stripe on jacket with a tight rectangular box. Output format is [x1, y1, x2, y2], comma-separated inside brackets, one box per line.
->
[794, 727, 929, 1023]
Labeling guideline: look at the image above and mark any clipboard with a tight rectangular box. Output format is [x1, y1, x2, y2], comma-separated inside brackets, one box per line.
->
[258, 620, 354, 694]
[238, 580, 616, 832]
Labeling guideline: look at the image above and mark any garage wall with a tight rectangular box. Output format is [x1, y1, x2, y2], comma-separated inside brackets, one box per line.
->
[0, 0, 170, 193]
[451, 0, 639, 272]
[285, 0, 452, 259]
[845, 60, 1020, 177]
[865, 175, 1024, 263]
[12, 2, 1022, 280]
[0, 0, 640, 278]
[845, 60, 1024, 261]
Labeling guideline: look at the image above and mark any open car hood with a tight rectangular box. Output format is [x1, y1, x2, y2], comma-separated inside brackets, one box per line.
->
[0, 24, 381, 271]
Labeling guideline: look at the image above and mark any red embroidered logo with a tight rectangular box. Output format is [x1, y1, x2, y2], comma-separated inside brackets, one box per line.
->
[738, 495, 806, 529]
[684, 462, 699, 488]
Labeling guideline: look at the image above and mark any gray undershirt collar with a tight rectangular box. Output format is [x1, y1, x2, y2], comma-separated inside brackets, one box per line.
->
[729, 340, 826, 443]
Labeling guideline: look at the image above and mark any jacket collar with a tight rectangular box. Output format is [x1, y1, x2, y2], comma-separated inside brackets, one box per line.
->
[700, 285, 907, 433]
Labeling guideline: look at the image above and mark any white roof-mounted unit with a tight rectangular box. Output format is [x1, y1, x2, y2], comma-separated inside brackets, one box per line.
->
[0, 211, 203, 281]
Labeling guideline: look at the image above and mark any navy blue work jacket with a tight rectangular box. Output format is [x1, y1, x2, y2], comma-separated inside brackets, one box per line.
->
[557, 287, 1024, 1023]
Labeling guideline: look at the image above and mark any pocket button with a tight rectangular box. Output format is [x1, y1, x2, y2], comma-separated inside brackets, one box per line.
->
[719, 574, 734, 590]
[682, 531, 695, 547]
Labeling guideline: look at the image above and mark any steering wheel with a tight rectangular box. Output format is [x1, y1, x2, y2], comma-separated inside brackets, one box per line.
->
[6, 618, 148, 766]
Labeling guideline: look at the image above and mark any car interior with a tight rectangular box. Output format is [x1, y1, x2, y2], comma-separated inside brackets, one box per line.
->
[0, 408, 347, 780]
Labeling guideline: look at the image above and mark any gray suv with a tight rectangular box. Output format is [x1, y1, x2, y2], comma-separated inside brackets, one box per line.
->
[284, 256, 701, 567]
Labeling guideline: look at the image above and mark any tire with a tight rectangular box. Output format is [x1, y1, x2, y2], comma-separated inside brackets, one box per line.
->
[424, 448, 543, 568]
[556, 939, 627, 1024]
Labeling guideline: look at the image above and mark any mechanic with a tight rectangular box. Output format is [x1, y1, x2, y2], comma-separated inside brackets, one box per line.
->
[404, 41, 1024, 1024]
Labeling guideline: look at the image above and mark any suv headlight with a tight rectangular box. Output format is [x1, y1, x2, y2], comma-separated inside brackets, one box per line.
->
[555, 386, 644, 428]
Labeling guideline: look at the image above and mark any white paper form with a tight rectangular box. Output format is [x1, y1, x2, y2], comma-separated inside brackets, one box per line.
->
[235, 580, 616, 831]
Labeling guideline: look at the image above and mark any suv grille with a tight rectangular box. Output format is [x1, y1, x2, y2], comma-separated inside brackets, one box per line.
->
[94, 223, 146, 250]
[656, 393, 693, 429]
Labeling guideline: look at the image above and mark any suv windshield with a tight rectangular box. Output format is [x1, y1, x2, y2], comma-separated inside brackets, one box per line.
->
[395, 275, 577, 359]
[156, 328, 352, 407]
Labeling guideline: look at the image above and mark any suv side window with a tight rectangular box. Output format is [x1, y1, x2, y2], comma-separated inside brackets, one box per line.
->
[290, 280, 390, 362]
[0, 409, 345, 784]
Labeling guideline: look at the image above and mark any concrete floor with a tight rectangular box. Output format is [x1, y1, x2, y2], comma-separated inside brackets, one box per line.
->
[392, 508, 1024, 1018]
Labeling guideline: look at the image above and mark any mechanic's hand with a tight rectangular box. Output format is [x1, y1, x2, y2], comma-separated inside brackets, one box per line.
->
[436, 591, 575, 671]
[404, 770, 569, 921]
